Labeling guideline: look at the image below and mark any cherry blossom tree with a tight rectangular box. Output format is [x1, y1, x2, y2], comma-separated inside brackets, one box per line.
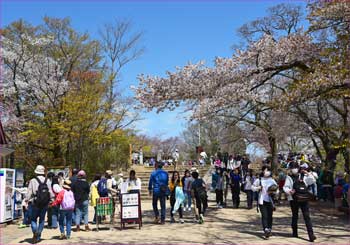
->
[134, 2, 350, 171]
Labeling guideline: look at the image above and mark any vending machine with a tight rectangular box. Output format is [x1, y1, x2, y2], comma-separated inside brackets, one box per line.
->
[0, 168, 15, 223]
[13, 169, 25, 219]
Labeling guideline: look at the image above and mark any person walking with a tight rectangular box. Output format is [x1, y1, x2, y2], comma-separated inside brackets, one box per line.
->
[243, 169, 254, 209]
[182, 170, 193, 211]
[222, 170, 230, 207]
[50, 179, 75, 240]
[252, 166, 279, 239]
[48, 175, 60, 229]
[215, 169, 224, 208]
[283, 162, 317, 242]
[71, 170, 90, 232]
[191, 171, 207, 224]
[25, 165, 54, 243]
[169, 171, 184, 223]
[148, 162, 169, 224]
[230, 168, 241, 208]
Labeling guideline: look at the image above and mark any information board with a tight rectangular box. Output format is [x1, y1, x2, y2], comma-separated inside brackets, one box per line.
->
[122, 193, 139, 206]
[120, 192, 142, 230]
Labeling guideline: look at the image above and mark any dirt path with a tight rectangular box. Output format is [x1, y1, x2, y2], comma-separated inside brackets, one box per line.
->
[1, 193, 349, 244]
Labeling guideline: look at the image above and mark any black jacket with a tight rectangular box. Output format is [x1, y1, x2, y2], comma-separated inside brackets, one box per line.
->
[72, 179, 90, 205]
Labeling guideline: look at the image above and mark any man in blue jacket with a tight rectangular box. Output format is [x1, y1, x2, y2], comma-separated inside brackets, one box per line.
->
[148, 161, 169, 224]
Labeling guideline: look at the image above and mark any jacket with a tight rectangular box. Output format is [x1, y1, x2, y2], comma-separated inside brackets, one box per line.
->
[148, 168, 169, 196]
[252, 177, 279, 205]
[89, 180, 100, 207]
[283, 173, 316, 201]
[26, 175, 54, 203]
[71, 179, 90, 205]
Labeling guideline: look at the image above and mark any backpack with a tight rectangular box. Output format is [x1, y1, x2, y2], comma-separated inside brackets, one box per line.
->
[293, 177, 312, 202]
[34, 177, 50, 208]
[334, 185, 343, 199]
[61, 190, 75, 210]
[97, 178, 108, 197]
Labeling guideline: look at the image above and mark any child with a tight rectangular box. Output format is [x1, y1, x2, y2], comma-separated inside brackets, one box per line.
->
[243, 170, 254, 209]
[50, 179, 75, 239]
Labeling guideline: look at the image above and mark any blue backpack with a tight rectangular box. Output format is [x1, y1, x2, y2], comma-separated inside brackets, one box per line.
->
[97, 178, 108, 197]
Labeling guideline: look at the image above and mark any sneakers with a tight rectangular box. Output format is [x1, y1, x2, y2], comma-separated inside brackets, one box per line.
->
[183, 207, 187, 211]
[264, 228, 271, 239]
[59, 233, 67, 240]
[199, 214, 204, 224]
[18, 224, 27, 229]
[170, 217, 175, 223]
[75, 225, 80, 232]
[180, 219, 184, 224]
[188, 207, 192, 212]
[85, 225, 91, 231]
[160, 220, 165, 225]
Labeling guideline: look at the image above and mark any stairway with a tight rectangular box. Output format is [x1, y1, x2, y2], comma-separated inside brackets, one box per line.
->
[117, 164, 211, 201]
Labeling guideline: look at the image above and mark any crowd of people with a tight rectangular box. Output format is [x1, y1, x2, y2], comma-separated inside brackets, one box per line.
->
[15, 153, 350, 244]
[20, 165, 141, 243]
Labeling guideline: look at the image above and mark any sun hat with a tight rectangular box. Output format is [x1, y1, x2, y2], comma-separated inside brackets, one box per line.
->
[34, 165, 45, 175]
[63, 179, 72, 189]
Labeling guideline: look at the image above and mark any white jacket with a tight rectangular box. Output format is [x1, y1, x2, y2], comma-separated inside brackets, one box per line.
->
[252, 177, 279, 205]
[283, 173, 316, 201]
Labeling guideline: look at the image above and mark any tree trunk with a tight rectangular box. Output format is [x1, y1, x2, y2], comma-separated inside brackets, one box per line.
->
[342, 148, 350, 174]
[324, 147, 340, 171]
[268, 134, 278, 173]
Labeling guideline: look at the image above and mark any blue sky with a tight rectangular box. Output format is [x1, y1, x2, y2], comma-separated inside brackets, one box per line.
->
[2, 0, 304, 154]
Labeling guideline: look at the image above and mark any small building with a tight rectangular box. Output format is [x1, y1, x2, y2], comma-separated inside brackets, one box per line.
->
[0, 120, 15, 168]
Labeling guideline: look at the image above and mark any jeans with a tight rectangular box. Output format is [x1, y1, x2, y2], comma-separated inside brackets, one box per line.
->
[215, 189, 224, 205]
[170, 196, 183, 218]
[75, 200, 89, 225]
[152, 194, 166, 221]
[22, 204, 32, 225]
[246, 190, 253, 209]
[31, 205, 48, 239]
[59, 210, 73, 237]
[290, 200, 314, 237]
[51, 206, 59, 228]
[185, 191, 192, 208]
[259, 201, 273, 231]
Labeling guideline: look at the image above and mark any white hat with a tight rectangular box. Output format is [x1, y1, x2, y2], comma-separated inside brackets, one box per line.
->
[34, 165, 45, 175]
[300, 163, 309, 169]
[106, 170, 113, 175]
[118, 173, 123, 177]
[190, 167, 198, 173]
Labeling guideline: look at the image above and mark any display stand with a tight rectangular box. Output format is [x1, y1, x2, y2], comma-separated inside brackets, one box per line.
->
[95, 197, 113, 231]
[120, 192, 142, 230]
